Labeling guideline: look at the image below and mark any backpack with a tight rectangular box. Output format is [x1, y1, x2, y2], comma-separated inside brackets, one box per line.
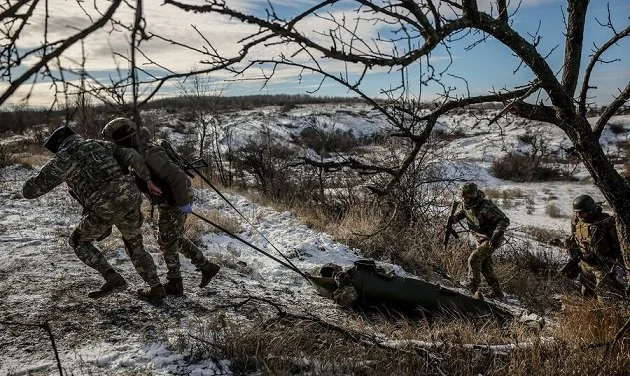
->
[153, 139, 198, 178]
[138, 139, 205, 205]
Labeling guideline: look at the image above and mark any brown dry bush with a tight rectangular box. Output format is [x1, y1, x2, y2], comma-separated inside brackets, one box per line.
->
[182, 297, 630, 376]
[545, 202, 566, 218]
[491, 153, 574, 182]
[521, 225, 567, 244]
[1, 142, 49, 168]
[185, 209, 242, 246]
[495, 241, 576, 312]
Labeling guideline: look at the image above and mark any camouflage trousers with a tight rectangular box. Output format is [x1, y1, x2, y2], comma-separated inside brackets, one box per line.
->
[467, 241, 501, 294]
[157, 204, 209, 280]
[579, 261, 625, 302]
[69, 182, 160, 287]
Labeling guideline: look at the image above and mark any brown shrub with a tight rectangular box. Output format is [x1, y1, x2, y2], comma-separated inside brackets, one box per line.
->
[186, 209, 242, 246]
[180, 295, 630, 376]
[545, 203, 567, 218]
[521, 225, 567, 244]
[491, 153, 574, 182]
[1, 142, 49, 168]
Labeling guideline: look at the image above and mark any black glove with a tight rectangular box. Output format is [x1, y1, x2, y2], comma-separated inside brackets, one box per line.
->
[490, 230, 504, 248]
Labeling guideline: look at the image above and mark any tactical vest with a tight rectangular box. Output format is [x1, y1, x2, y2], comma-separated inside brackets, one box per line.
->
[136, 139, 190, 206]
[154, 139, 194, 178]
[573, 213, 620, 262]
[62, 137, 124, 204]
[463, 199, 498, 236]
[464, 209, 481, 231]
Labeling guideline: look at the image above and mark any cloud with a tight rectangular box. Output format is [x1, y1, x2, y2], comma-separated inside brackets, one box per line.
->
[2, 0, 621, 108]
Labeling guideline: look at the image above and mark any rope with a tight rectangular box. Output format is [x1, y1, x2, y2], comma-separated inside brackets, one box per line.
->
[190, 211, 312, 282]
[179, 157, 304, 275]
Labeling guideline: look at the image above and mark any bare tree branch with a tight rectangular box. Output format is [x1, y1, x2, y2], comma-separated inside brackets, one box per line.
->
[579, 24, 630, 116]
[497, 0, 508, 24]
[0, 0, 124, 106]
[561, 0, 588, 97]
[595, 82, 630, 138]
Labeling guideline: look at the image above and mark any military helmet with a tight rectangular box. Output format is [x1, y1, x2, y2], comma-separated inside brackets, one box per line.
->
[461, 182, 479, 197]
[573, 194, 597, 212]
[102, 117, 137, 143]
[43, 126, 75, 153]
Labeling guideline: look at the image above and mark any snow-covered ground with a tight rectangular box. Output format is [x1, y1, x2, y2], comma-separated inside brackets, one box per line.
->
[1, 103, 627, 374]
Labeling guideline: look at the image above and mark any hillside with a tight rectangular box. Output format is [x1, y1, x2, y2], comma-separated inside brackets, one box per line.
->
[1, 104, 629, 375]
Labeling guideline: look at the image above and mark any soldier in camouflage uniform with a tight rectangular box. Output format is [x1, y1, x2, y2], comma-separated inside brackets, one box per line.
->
[22, 126, 166, 302]
[452, 182, 510, 301]
[102, 118, 220, 296]
[567, 194, 625, 302]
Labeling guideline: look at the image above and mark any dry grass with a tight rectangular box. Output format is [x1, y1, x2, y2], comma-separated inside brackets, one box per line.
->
[485, 187, 530, 210]
[485, 187, 527, 200]
[186, 208, 242, 245]
[1, 142, 49, 168]
[176, 296, 630, 376]
[545, 202, 566, 218]
[521, 225, 567, 244]
[185, 177, 630, 374]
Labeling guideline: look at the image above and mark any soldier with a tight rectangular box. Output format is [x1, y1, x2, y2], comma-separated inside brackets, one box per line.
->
[22, 126, 166, 302]
[566, 194, 625, 302]
[102, 118, 220, 296]
[452, 182, 510, 301]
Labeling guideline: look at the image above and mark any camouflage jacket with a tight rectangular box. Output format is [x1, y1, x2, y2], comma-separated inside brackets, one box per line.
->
[114, 136, 192, 207]
[569, 210, 622, 265]
[453, 193, 510, 240]
[23, 135, 152, 207]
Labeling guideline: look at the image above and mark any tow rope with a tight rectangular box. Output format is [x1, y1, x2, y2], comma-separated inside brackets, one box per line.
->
[171, 152, 304, 277]
[190, 211, 312, 282]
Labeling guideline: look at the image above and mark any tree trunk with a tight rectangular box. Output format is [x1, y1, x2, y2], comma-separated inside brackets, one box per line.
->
[571, 116, 630, 270]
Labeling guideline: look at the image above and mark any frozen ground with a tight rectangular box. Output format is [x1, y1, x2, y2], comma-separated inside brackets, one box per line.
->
[1, 104, 627, 374]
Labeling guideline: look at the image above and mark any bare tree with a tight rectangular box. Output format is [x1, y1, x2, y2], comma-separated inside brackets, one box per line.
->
[160, 0, 630, 269]
[2, 1, 629, 266]
[177, 73, 234, 186]
[0, 1, 247, 120]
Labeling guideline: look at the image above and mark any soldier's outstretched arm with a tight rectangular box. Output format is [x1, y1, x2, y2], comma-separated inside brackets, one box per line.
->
[106, 142, 153, 182]
[22, 156, 68, 199]
[452, 207, 465, 223]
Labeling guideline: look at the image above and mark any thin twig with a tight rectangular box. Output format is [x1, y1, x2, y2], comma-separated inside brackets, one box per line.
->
[0, 320, 64, 376]
[605, 316, 630, 358]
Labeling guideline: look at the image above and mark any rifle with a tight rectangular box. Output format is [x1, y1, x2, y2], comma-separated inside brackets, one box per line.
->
[156, 139, 208, 178]
[444, 200, 460, 249]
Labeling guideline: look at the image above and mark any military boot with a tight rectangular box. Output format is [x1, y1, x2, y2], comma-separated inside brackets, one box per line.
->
[488, 289, 505, 301]
[136, 284, 166, 303]
[488, 282, 505, 301]
[88, 270, 127, 299]
[199, 262, 220, 288]
[164, 278, 184, 297]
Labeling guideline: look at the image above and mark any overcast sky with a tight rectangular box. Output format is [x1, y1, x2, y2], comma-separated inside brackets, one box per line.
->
[1, 0, 628, 108]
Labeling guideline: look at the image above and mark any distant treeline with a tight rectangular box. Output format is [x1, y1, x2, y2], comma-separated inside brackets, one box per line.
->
[1, 94, 628, 135]
[0, 94, 364, 134]
[146, 94, 365, 113]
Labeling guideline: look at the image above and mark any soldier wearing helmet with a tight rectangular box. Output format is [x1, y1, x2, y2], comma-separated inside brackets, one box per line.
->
[566, 194, 625, 301]
[102, 117, 220, 297]
[452, 182, 510, 301]
[23, 126, 166, 301]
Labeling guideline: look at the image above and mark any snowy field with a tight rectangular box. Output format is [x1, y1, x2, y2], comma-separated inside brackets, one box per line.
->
[1, 104, 627, 374]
